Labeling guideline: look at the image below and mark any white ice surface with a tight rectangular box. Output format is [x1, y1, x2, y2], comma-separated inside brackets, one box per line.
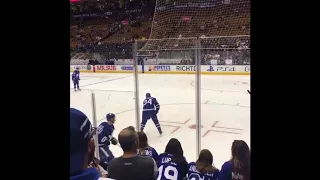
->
[70, 73, 250, 169]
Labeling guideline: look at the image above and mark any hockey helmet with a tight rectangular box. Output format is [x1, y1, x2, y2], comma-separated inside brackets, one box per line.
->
[146, 93, 151, 98]
[106, 113, 115, 121]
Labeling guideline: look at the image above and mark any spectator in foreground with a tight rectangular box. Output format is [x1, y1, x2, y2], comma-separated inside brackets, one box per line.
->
[187, 149, 220, 180]
[219, 140, 250, 180]
[157, 138, 188, 180]
[70, 108, 109, 180]
[107, 126, 158, 180]
[137, 131, 159, 161]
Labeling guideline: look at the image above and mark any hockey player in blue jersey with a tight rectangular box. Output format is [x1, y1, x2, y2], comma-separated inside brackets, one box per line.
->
[72, 67, 81, 91]
[97, 113, 118, 171]
[141, 93, 162, 134]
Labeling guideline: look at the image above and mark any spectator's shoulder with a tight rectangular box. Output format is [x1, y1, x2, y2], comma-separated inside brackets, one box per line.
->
[136, 155, 155, 166]
[108, 157, 119, 167]
[137, 154, 154, 162]
[158, 152, 167, 157]
[221, 160, 232, 170]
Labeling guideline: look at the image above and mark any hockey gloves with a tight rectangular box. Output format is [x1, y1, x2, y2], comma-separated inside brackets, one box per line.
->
[111, 137, 118, 145]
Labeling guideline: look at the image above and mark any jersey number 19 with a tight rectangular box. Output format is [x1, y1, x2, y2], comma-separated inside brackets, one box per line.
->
[157, 165, 178, 180]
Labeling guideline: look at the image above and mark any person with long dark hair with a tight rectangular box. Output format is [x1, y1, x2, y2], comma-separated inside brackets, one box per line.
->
[188, 149, 219, 180]
[157, 138, 188, 180]
[137, 131, 159, 161]
[219, 140, 250, 180]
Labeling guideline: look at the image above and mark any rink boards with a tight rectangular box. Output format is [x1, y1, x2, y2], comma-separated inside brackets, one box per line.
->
[70, 65, 250, 75]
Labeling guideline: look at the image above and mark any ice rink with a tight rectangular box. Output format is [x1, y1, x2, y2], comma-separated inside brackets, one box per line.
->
[70, 73, 250, 169]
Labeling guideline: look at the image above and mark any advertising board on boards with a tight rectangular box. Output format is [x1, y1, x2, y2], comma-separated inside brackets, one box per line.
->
[121, 66, 134, 71]
[176, 65, 196, 71]
[148, 65, 171, 71]
[96, 65, 116, 71]
[206, 66, 235, 72]
[70, 65, 91, 71]
[244, 66, 250, 72]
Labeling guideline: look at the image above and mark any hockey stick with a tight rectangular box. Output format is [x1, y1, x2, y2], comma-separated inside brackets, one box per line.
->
[247, 90, 251, 94]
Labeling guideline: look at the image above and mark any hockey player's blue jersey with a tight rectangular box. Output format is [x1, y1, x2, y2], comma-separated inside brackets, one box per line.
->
[72, 70, 80, 81]
[187, 162, 220, 180]
[138, 146, 159, 161]
[97, 122, 114, 146]
[156, 153, 188, 180]
[142, 97, 160, 112]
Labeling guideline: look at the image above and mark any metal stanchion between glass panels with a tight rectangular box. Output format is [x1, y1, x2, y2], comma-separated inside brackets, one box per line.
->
[91, 90, 99, 158]
[195, 39, 201, 157]
[133, 40, 140, 131]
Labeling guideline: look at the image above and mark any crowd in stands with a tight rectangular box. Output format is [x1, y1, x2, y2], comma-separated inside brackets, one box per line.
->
[70, 108, 250, 180]
[70, 0, 250, 66]
[70, 0, 153, 60]
[70, 1, 250, 179]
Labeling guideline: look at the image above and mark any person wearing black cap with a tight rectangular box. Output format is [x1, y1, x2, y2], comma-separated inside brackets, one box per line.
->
[107, 126, 157, 180]
[70, 108, 109, 180]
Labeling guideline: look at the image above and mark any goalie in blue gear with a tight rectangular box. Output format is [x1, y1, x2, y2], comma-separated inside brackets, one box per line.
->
[71, 67, 81, 91]
[97, 113, 118, 170]
[141, 93, 162, 134]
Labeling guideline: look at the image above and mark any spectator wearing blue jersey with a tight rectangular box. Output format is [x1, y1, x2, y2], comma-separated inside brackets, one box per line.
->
[70, 108, 101, 180]
[219, 140, 250, 180]
[137, 131, 159, 161]
[188, 149, 219, 180]
[157, 138, 188, 180]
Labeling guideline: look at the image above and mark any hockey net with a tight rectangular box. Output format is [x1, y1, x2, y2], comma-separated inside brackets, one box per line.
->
[149, 0, 250, 39]
[140, 0, 250, 54]
[136, 35, 250, 65]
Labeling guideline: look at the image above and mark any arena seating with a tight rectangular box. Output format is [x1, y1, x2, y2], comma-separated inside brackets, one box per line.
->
[70, 6, 249, 65]
[70, 1, 250, 179]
